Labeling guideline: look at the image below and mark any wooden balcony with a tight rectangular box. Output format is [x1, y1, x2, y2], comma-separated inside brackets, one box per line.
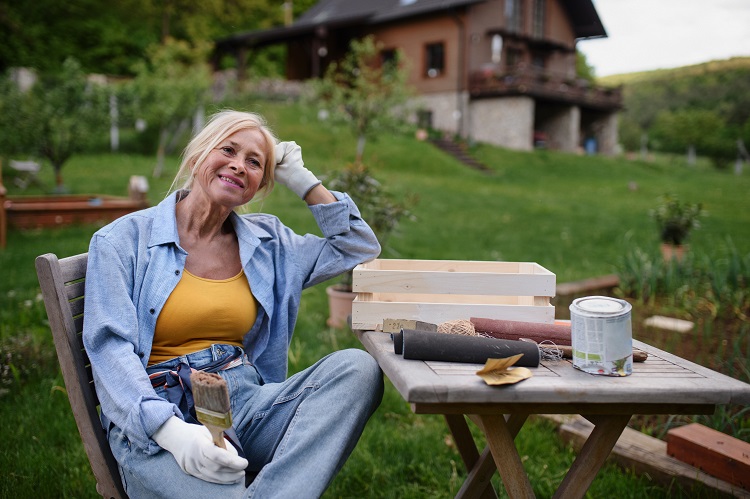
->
[468, 67, 623, 111]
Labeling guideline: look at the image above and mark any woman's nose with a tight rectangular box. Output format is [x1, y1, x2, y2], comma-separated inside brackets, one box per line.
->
[229, 158, 246, 174]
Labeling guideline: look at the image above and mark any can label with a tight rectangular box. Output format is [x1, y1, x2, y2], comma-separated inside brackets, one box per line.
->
[570, 296, 633, 376]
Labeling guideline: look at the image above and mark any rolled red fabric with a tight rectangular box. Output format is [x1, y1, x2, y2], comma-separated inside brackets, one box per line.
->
[470, 317, 571, 346]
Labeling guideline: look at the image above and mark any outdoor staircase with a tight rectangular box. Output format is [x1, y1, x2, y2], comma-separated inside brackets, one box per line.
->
[429, 138, 492, 173]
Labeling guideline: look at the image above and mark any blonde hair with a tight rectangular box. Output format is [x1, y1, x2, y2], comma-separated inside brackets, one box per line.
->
[170, 110, 278, 201]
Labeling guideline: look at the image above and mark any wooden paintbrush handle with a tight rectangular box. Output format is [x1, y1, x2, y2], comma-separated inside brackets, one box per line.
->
[540, 344, 648, 362]
[206, 426, 227, 449]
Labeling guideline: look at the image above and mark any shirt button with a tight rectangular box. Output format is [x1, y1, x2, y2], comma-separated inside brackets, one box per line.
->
[149, 308, 155, 314]
[138, 352, 145, 358]
[174, 270, 179, 275]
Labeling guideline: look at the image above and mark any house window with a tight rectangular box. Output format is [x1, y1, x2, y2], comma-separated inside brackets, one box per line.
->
[491, 34, 503, 64]
[381, 48, 400, 78]
[505, 0, 522, 33]
[381, 49, 397, 66]
[533, 0, 545, 38]
[425, 42, 444, 78]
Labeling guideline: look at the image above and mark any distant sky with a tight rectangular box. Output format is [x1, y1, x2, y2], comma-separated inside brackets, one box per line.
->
[577, 0, 750, 77]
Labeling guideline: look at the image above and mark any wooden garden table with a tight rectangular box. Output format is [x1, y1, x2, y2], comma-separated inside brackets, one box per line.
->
[354, 330, 750, 499]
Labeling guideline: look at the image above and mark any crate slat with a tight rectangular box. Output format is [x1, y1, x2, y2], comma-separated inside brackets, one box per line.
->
[353, 259, 555, 297]
[351, 259, 556, 331]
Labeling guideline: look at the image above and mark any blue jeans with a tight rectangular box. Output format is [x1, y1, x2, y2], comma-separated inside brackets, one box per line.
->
[108, 345, 383, 498]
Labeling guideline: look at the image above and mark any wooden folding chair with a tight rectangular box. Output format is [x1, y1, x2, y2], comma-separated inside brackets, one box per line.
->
[35, 253, 127, 499]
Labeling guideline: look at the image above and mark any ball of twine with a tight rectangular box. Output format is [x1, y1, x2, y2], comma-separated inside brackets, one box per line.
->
[437, 319, 477, 336]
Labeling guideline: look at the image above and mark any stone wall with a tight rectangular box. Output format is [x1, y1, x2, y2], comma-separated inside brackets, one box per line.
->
[543, 105, 580, 153]
[412, 92, 465, 135]
[411, 91, 619, 155]
[468, 96, 534, 151]
[593, 112, 619, 156]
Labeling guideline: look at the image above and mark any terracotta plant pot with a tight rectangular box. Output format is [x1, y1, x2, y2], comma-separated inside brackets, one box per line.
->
[660, 243, 688, 263]
[326, 284, 357, 328]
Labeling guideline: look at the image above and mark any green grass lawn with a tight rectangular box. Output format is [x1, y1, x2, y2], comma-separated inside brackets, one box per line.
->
[1, 101, 747, 497]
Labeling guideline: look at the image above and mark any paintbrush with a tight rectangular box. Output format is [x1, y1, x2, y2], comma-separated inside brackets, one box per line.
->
[190, 371, 232, 449]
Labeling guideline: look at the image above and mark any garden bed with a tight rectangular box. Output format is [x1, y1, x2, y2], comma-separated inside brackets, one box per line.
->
[3, 194, 148, 229]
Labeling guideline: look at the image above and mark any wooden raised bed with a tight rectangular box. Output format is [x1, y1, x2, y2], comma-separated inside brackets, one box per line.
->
[3, 194, 149, 229]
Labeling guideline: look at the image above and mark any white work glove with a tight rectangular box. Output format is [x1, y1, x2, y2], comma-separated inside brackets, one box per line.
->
[274, 141, 321, 199]
[153, 416, 247, 484]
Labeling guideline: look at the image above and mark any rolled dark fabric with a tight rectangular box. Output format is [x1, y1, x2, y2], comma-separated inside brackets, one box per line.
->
[470, 317, 572, 346]
[391, 331, 404, 355]
[400, 329, 540, 367]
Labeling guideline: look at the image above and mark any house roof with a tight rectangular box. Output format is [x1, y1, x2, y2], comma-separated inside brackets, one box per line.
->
[216, 0, 606, 50]
[296, 0, 485, 25]
[561, 0, 608, 39]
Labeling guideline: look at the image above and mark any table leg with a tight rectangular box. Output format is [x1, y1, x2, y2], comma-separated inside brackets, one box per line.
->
[478, 414, 535, 499]
[552, 414, 631, 499]
[471, 413, 528, 439]
[445, 415, 497, 499]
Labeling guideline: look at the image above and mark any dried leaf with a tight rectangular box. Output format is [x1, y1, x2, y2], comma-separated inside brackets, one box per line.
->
[476, 354, 533, 386]
[477, 354, 523, 372]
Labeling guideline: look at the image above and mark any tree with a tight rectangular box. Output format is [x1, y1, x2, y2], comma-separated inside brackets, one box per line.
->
[311, 35, 413, 164]
[576, 50, 596, 82]
[0, 75, 35, 162]
[1, 0, 317, 77]
[2, 59, 108, 192]
[614, 58, 750, 159]
[650, 109, 733, 167]
[0, 0, 160, 76]
[131, 38, 212, 177]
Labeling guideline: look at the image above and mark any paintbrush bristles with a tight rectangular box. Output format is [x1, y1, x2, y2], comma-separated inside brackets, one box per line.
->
[191, 371, 232, 449]
[191, 371, 230, 413]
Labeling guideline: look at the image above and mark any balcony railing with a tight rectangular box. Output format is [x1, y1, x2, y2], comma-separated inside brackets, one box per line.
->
[468, 66, 623, 111]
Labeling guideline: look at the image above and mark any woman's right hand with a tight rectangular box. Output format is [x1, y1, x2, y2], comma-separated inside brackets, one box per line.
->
[274, 141, 321, 199]
[153, 416, 247, 484]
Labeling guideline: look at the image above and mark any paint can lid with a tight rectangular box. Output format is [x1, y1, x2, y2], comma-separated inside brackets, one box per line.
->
[571, 296, 631, 316]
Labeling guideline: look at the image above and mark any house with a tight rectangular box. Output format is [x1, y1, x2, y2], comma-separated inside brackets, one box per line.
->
[215, 0, 622, 155]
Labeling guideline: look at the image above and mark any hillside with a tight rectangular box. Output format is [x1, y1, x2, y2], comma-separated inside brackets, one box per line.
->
[597, 56, 750, 86]
[595, 56, 750, 160]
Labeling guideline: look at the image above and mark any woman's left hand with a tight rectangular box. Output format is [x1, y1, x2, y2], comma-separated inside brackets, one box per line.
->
[274, 141, 321, 199]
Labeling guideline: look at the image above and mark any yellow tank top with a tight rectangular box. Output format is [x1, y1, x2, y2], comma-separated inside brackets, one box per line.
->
[148, 269, 257, 366]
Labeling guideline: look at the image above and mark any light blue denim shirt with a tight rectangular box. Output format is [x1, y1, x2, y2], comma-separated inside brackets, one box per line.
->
[82, 190, 380, 454]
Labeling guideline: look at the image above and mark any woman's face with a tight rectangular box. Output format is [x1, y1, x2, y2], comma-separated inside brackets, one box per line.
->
[191, 128, 268, 209]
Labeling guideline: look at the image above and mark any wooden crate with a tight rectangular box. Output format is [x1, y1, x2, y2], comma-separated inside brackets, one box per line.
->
[351, 259, 555, 331]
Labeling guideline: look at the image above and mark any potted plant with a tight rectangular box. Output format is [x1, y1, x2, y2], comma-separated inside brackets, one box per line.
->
[650, 194, 706, 262]
[324, 163, 415, 327]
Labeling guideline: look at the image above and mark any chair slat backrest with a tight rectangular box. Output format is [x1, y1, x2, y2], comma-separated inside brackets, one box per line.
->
[36, 253, 127, 499]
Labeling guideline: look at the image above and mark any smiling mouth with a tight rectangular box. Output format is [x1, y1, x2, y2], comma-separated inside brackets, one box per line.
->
[219, 175, 244, 188]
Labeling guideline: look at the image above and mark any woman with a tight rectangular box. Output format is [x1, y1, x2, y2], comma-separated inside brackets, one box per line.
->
[83, 110, 383, 497]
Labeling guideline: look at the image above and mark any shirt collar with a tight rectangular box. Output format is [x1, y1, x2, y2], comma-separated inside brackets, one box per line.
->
[148, 192, 181, 247]
[147, 191, 272, 248]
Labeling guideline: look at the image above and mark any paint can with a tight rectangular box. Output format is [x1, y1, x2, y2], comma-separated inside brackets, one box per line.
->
[569, 296, 633, 376]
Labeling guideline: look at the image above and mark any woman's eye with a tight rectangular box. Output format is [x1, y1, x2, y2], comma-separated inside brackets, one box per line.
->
[221, 146, 234, 155]
[246, 158, 262, 168]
